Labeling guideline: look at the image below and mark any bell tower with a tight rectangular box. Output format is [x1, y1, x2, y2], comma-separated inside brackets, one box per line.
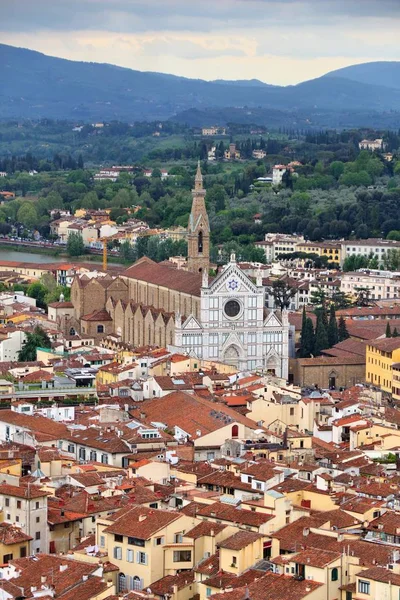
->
[187, 161, 210, 274]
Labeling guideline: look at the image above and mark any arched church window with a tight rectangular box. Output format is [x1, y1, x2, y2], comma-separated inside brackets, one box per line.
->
[198, 230, 203, 253]
[232, 424, 239, 438]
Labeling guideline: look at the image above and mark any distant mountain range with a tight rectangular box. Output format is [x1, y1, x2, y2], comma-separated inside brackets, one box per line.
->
[1, 43, 400, 127]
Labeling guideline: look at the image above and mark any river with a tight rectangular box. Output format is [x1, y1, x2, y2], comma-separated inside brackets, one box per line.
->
[0, 248, 124, 267]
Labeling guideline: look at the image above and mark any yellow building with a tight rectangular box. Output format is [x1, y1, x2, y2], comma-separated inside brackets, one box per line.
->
[218, 531, 266, 575]
[353, 567, 400, 600]
[97, 504, 198, 592]
[273, 547, 342, 599]
[184, 522, 236, 566]
[297, 241, 341, 265]
[0, 522, 32, 562]
[366, 338, 400, 393]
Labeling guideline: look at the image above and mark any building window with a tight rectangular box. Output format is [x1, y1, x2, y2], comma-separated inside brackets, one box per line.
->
[358, 580, 370, 594]
[90, 451, 97, 461]
[113, 547, 122, 560]
[155, 537, 164, 546]
[137, 551, 147, 565]
[3, 554, 13, 564]
[97, 325, 104, 333]
[101, 454, 108, 464]
[17, 501, 21, 509]
[128, 537, 145, 547]
[126, 549, 134, 563]
[331, 568, 338, 581]
[173, 550, 191, 562]
[5, 498, 9, 507]
[36, 517, 40, 523]
[35, 532, 40, 540]
[206, 588, 212, 598]
[231, 556, 237, 567]
[114, 534, 123, 543]
[100, 536, 105, 547]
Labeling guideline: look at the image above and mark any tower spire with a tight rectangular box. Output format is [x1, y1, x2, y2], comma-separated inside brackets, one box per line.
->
[187, 162, 210, 274]
[195, 160, 203, 191]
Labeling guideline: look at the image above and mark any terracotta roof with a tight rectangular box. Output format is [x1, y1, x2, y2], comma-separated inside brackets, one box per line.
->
[357, 566, 400, 586]
[204, 569, 263, 590]
[297, 356, 365, 366]
[0, 482, 49, 499]
[366, 511, 400, 535]
[291, 548, 341, 567]
[185, 521, 227, 539]
[56, 574, 109, 600]
[48, 302, 74, 309]
[195, 551, 220, 575]
[197, 502, 274, 527]
[8, 554, 98, 595]
[368, 337, 400, 352]
[130, 391, 258, 439]
[123, 257, 202, 296]
[218, 530, 264, 550]
[21, 369, 54, 383]
[81, 309, 112, 322]
[150, 571, 195, 596]
[64, 428, 131, 453]
[0, 410, 68, 438]
[211, 572, 322, 600]
[0, 522, 32, 544]
[103, 504, 181, 539]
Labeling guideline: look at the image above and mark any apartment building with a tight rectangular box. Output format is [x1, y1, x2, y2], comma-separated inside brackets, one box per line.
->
[341, 270, 400, 300]
[366, 337, 400, 393]
[97, 505, 197, 592]
[340, 239, 400, 266]
[0, 483, 48, 554]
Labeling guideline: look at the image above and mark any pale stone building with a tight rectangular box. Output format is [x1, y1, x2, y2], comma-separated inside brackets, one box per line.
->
[176, 255, 289, 376]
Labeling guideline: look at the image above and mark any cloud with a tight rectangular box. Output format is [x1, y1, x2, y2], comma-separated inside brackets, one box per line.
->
[2, 0, 400, 33]
[1, 0, 400, 84]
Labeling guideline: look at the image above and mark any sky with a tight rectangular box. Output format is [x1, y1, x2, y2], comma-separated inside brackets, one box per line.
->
[1, 0, 400, 85]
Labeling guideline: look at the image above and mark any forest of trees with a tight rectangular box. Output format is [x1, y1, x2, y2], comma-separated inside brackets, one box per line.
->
[0, 121, 400, 260]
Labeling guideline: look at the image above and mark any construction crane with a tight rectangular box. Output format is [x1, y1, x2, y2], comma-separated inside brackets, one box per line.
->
[101, 238, 108, 272]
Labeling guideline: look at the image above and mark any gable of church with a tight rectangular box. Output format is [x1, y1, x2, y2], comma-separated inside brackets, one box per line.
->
[264, 311, 283, 328]
[208, 263, 258, 296]
[181, 315, 203, 330]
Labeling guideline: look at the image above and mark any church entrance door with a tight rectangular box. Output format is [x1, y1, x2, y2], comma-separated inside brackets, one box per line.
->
[224, 345, 240, 367]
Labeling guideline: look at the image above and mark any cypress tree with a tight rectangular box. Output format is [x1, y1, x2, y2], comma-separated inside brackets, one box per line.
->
[338, 316, 350, 342]
[314, 312, 329, 356]
[393, 328, 399, 337]
[386, 322, 392, 338]
[300, 306, 307, 338]
[300, 317, 315, 358]
[327, 305, 339, 348]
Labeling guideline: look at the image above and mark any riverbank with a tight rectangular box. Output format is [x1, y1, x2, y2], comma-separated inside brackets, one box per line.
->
[0, 242, 126, 266]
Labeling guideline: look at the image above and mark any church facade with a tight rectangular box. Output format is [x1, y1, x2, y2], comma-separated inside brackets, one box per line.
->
[175, 255, 289, 377]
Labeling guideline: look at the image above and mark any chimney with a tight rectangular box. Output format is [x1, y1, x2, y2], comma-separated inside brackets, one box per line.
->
[41, 576, 47, 584]
[210, 529, 215, 537]
[59, 564, 68, 572]
[172, 585, 178, 595]
[82, 575, 88, 582]
[303, 527, 310, 537]
[139, 514, 147, 522]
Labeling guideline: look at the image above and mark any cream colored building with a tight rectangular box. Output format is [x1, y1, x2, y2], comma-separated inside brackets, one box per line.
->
[97, 504, 198, 592]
